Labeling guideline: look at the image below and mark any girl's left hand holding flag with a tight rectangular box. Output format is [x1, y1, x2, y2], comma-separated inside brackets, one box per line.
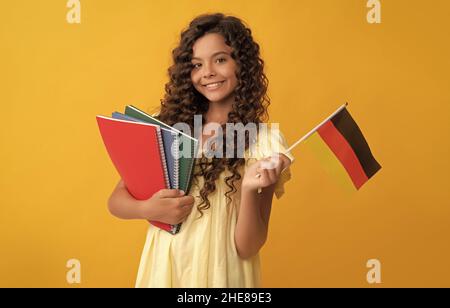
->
[242, 153, 292, 193]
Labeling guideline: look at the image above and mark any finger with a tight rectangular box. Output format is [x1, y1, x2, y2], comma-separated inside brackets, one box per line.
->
[279, 153, 292, 170]
[269, 153, 282, 166]
[158, 189, 185, 198]
[178, 195, 195, 207]
[259, 168, 270, 185]
[270, 156, 283, 176]
[266, 168, 278, 184]
[179, 206, 192, 221]
[256, 166, 264, 175]
[180, 202, 194, 219]
[276, 163, 283, 176]
[260, 158, 277, 170]
[180, 209, 192, 221]
[271, 153, 290, 166]
[255, 166, 268, 181]
[255, 167, 263, 177]
[271, 154, 288, 172]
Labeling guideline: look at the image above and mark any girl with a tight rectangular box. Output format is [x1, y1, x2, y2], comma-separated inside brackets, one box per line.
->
[107, 13, 294, 288]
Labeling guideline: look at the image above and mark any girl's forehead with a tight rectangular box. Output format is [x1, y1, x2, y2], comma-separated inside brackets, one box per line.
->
[192, 33, 232, 58]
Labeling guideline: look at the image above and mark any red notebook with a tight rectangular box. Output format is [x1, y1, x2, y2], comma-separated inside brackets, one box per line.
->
[96, 115, 177, 234]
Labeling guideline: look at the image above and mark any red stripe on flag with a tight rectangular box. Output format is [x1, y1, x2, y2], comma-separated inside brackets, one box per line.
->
[317, 121, 369, 189]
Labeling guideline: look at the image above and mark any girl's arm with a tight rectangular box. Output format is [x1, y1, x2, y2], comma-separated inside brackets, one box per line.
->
[108, 180, 146, 219]
[235, 183, 275, 259]
[108, 179, 195, 224]
[235, 154, 291, 259]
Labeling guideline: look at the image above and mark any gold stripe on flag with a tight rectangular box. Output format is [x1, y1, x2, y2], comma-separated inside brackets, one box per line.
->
[306, 131, 356, 194]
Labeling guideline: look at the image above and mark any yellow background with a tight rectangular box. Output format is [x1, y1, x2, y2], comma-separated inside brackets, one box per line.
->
[1, 0, 449, 287]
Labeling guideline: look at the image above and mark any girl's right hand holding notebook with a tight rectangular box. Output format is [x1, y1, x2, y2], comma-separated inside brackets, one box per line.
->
[138, 189, 195, 225]
[108, 180, 195, 225]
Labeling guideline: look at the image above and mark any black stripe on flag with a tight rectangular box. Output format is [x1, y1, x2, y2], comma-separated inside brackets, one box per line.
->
[331, 108, 381, 178]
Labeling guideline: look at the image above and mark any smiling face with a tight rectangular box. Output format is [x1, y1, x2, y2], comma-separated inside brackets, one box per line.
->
[190, 33, 238, 105]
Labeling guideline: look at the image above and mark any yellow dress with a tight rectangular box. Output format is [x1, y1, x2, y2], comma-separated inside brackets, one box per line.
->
[135, 128, 294, 288]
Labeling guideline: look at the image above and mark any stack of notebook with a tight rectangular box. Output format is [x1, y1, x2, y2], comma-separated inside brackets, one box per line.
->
[96, 105, 199, 235]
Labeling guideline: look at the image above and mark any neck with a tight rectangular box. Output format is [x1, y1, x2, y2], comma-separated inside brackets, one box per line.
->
[205, 98, 234, 125]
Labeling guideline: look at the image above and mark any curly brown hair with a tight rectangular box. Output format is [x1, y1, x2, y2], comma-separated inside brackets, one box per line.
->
[157, 13, 270, 217]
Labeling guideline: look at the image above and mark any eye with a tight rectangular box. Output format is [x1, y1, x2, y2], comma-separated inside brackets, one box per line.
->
[192, 63, 201, 69]
[216, 57, 226, 63]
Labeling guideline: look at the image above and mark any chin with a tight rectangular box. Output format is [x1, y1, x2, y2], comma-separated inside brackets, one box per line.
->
[205, 95, 226, 102]
[202, 91, 234, 103]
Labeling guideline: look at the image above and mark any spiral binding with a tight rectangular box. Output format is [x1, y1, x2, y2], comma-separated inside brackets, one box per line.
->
[183, 139, 198, 193]
[168, 133, 182, 235]
[173, 134, 180, 189]
[156, 127, 170, 189]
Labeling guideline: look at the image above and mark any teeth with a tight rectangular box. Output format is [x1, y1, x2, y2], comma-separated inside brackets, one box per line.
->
[205, 82, 223, 88]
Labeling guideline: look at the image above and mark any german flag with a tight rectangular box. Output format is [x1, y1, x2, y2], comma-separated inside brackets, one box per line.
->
[305, 104, 381, 191]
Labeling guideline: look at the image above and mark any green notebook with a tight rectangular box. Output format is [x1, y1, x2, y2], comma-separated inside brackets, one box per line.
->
[124, 105, 199, 194]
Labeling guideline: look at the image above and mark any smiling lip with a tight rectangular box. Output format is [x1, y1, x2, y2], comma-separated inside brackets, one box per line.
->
[202, 81, 225, 86]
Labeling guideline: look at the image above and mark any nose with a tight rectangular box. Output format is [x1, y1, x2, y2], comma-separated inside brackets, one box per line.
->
[202, 63, 216, 78]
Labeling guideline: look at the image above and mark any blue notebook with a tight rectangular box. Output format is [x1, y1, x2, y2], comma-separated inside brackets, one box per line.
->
[124, 105, 198, 194]
[112, 112, 180, 189]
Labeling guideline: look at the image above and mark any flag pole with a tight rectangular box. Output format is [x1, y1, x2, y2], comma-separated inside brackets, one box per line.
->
[284, 102, 348, 154]
[256, 102, 349, 194]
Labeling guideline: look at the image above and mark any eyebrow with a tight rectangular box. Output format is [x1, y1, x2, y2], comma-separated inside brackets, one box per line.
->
[191, 51, 230, 61]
